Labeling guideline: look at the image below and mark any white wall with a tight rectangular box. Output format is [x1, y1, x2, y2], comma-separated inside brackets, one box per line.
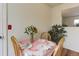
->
[52, 3, 79, 52]
[64, 27, 79, 52]
[8, 3, 52, 56]
[63, 17, 75, 27]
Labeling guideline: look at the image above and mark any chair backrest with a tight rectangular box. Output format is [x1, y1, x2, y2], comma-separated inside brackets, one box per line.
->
[40, 32, 51, 41]
[53, 37, 64, 56]
[11, 36, 22, 56]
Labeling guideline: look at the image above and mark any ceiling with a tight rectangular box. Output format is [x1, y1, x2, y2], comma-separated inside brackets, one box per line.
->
[63, 6, 79, 17]
[47, 3, 62, 7]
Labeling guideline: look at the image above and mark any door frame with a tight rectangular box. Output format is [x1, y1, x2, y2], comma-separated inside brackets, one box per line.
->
[2, 3, 8, 56]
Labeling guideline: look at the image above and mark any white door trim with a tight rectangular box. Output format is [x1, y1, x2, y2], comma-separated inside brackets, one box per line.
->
[2, 3, 8, 56]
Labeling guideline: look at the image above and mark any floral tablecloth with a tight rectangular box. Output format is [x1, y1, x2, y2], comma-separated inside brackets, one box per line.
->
[19, 39, 56, 56]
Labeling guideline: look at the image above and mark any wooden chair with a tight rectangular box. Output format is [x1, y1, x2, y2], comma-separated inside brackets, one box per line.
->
[11, 36, 22, 56]
[53, 37, 64, 56]
[40, 32, 51, 41]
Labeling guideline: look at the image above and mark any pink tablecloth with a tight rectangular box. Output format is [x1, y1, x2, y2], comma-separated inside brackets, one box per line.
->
[22, 39, 56, 56]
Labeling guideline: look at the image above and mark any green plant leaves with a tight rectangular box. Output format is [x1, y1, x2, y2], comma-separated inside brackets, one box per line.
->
[24, 25, 38, 40]
[48, 24, 67, 44]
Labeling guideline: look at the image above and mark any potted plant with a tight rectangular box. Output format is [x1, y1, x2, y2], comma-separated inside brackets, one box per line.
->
[24, 25, 38, 42]
[48, 25, 67, 44]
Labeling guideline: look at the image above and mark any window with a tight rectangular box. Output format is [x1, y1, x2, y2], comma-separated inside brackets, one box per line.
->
[74, 19, 79, 27]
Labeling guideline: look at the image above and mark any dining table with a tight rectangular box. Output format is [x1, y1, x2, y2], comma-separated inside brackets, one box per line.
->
[19, 39, 56, 56]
